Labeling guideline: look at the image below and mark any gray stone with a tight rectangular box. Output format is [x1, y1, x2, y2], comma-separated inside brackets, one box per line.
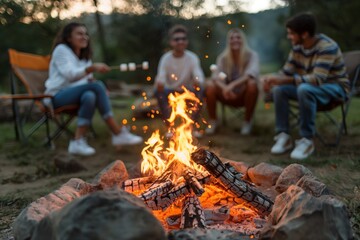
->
[31, 189, 166, 240]
[296, 175, 330, 197]
[13, 178, 93, 240]
[92, 160, 129, 189]
[275, 164, 312, 193]
[260, 185, 353, 240]
[168, 228, 255, 240]
[247, 162, 283, 187]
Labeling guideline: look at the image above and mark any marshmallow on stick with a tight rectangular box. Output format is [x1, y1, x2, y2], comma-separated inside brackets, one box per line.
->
[110, 61, 149, 71]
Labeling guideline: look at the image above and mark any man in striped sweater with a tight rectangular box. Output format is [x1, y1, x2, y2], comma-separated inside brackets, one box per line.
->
[263, 12, 350, 160]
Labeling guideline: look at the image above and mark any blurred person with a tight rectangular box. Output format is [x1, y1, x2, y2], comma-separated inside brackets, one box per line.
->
[154, 24, 205, 138]
[262, 12, 349, 160]
[45, 22, 143, 156]
[205, 28, 259, 135]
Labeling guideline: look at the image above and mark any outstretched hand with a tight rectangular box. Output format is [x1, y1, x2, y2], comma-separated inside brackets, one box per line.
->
[86, 63, 110, 74]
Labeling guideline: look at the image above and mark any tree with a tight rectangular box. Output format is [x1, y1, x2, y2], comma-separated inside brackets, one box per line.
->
[281, 0, 360, 51]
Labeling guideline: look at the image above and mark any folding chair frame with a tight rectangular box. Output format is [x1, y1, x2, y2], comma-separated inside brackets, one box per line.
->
[2, 49, 79, 147]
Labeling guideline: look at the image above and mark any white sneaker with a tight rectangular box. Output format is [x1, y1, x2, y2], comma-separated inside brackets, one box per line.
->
[68, 138, 96, 156]
[112, 126, 143, 146]
[290, 138, 315, 160]
[241, 121, 252, 135]
[271, 132, 293, 154]
[205, 119, 218, 135]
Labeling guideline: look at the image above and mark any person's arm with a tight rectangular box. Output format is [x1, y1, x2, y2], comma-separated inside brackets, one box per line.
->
[227, 51, 260, 90]
[262, 51, 296, 92]
[293, 46, 338, 86]
[53, 45, 109, 83]
[192, 55, 205, 87]
[212, 56, 227, 90]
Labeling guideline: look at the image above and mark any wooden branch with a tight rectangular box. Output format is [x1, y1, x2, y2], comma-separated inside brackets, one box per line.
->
[191, 148, 273, 216]
[184, 169, 205, 196]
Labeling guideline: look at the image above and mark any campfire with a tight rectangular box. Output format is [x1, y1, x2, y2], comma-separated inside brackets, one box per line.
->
[11, 89, 353, 240]
[121, 88, 273, 235]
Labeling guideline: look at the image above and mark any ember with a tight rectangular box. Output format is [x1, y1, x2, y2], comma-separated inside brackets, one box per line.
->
[121, 88, 273, 235]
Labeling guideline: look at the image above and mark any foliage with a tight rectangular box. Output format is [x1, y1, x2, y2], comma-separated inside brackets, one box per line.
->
[281, 0, 360, 51]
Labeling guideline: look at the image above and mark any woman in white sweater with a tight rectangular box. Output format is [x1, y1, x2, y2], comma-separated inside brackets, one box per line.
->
[206, 28, 260, 135]
[45, 22, 143, 156]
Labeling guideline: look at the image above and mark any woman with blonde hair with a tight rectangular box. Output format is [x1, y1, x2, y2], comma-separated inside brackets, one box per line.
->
[205, 28, 259, 135]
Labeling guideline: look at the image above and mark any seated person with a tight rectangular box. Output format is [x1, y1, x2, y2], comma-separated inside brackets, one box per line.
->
[206, 28, 259, 135]
[262, 12, 349, 160]
[45, 22, 143, 156]
[154, 24, 205, 137]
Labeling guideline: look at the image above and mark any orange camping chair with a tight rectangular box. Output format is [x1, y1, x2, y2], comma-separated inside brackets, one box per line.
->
[1, 48, 79, 147]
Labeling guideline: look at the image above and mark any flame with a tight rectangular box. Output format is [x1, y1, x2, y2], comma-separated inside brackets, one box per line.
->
[141, 87, 204, 180]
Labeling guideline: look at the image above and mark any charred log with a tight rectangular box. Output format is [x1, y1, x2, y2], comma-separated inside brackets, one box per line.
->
[191, 148, 273, 216]
[143, 172, 211, 211]
[180, 195, 206, 229]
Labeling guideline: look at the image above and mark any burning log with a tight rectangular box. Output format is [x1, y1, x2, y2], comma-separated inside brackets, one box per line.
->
[191, 148, 273, 216]
[143, 172, 211, 211]
[139, 180, 174, 201]
[166, 205, 230, 228]
[122, 177, 153, 192]
[184, 169, 205, 196]
[180, 195, 206, 229]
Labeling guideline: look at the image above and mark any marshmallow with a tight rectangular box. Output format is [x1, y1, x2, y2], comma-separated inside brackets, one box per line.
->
[142, 61, 149, 70]
[128, 62, 136, 71]
[210, 64, 217, 72]
[218, 72, 227, 81]
[120, 63, 127, 71]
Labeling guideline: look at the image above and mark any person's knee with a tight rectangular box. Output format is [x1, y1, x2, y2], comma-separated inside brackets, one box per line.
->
[246, 79, 259, 94]
[81, 91, 96, 105]
[297, 83, 313, 98]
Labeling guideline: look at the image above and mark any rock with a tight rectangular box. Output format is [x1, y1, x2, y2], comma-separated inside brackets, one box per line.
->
[168, 228, 254, 240]
[296, 175, 330, 197]
[31, 189, 166, 240]
[92, 160, 129, 189]
[275, 164, 312, 193]
[13, 178, 93, 240]
[247, 162, 283, 187]
[260, 185, 353, 240]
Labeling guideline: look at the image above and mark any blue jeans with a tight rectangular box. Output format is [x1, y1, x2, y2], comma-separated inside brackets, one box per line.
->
[273, 83, 346, 138]
[154, 86, 204, 126]
[52, 81, 113, 127]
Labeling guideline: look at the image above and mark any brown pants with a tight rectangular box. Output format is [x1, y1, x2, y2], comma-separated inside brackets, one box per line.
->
[205, 79, 259, 122]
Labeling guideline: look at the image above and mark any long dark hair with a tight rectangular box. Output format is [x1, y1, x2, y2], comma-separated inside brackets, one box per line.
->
[52, 22, 92, 60]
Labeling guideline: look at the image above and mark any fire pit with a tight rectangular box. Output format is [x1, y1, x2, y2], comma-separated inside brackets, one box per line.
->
[12, 90, 354, 240]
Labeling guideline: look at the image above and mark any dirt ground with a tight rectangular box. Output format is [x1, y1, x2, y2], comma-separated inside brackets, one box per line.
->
[0, 109, 360, 239]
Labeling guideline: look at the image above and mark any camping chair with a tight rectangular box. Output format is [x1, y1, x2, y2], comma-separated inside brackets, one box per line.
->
[314, 50, 360, 146]
[280, 50, 360, 146]
[1, 48, 79, 147]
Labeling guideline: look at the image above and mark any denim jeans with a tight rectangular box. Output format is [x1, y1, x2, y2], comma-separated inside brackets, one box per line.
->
[273, 83, 346, 138]
[52, 81, 113, 127]
[154, 86, 204, 126]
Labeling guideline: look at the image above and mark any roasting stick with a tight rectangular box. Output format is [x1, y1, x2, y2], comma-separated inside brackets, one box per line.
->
[110, 61, 149, 71]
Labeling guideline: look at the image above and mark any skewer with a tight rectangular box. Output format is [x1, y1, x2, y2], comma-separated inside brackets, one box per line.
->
[110, 61, 149, 71]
